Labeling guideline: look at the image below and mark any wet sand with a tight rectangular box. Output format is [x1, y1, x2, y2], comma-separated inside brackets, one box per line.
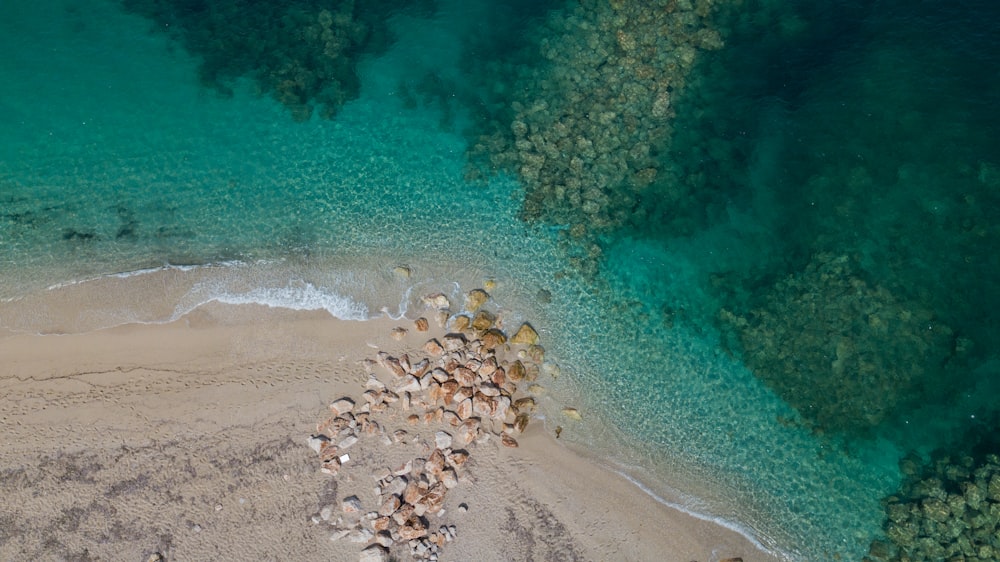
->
[0, 302, 781, 561]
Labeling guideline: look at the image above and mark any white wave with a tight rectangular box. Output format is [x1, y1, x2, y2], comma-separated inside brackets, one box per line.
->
[197, 282, 370, 321]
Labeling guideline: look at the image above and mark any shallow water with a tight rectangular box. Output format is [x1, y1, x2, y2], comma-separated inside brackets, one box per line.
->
[2, 1, 999, 560]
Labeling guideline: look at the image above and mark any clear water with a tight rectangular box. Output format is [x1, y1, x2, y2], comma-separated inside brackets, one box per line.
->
[2, 1, 999, 560]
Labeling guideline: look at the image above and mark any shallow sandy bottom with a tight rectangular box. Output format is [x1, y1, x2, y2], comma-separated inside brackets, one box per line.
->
[0, 303, 780, 561]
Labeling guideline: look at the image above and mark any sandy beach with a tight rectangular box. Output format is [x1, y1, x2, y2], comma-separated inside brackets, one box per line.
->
[0, 300, 780, 562]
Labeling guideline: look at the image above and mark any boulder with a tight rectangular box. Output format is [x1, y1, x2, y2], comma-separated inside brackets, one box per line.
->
[454, 366, 477, 387]
[435, 431, 453, 450]
[471, 310, 496, 331]
[307, 435, 330, 454]
[329, 398, 355, 416]
[501, 434, 519, 448]
[507, 360, 526, 382]
[441, 468, 459, 489]
[341, 495, 362, 513]
[561, 407, 583, 420]
[423, 339, 444, 356]
[414, 317, 429, 331]
[456, 398, 473, 421]
[422, 293, 451, 310]
[399, 515, 429, 540]
[511, 323, 540, 345]
[442, 333, 467, 351]
[465, 289, 490, 311]
[390, 327, 407, 340]
[481, 328, 507, 350]
[377, 495, 401, 517]
[359, 544, 389, 562]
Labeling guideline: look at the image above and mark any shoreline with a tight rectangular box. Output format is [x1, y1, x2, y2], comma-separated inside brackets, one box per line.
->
[0, 300, 783, 561]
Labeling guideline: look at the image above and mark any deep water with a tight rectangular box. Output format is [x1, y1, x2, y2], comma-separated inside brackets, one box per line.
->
[2, 0, 999, 560]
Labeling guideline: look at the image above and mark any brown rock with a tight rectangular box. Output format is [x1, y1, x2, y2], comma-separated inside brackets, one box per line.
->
[472, 392, 493, 417]
[378, 495, 401, 517]
[453, 386, 474, 404]
[465, 289, 490, 311]
[455, 366, 477, 387]
[392, 502, 415, 525]
[494, 395, 511, 420]
[456, 397, 473, 420]
[447, 450, 469, 468]
[390, 327, 407, 340]
[398, 515, 428, 540]
[501, 434, 519, 448]
[510, 323, 540, 345]
[514, 412, 530, 433]
[490, 368, 506, 387]
[481, 328, 507, 350]
[478, 356, 498, 377]
[441, 467, 459, 489]
[384, 358, 406, 378]
[414, 317, 429, 331]
[450, 314, 471, 332]
[426, 448, 447, 476]
[719, 559, 744, 562]
[423, 338, 444, 356]
[513, 396, 536, 413]
[403, 480, 423, 504]
[410, 357, 431, 377]
[443, 410, 461, 426]
[528, 344, 545, 362]
[561, 407, 583, 420]
[507, 360, 526, 381]
[373, 516, 391, 531]
[471, 310, 496, 331]
[458, 418, 480, 444]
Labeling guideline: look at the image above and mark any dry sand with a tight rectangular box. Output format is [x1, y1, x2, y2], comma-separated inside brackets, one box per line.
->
[0, 302, 782, 562]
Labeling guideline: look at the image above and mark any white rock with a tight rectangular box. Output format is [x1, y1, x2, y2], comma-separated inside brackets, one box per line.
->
[329, 398, 355, 416]
[365, 375, 386, 392]
[375, 531, 393, 548]
[434, 431, 453, 450]
[396, 375, 421, 394]
[320, 505, 334, 521]
[338, 435, 359, 450]
[341, 496, 362, 513]
[329, 529, 350, 542]
[347, 528, 374, 543]
[422, 293, 451, 310]
[307, 434, 330, 454]
[359, 544, 389, 562]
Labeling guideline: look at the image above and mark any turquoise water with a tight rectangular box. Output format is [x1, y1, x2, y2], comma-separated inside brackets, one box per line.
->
[2, 1, 999, 560]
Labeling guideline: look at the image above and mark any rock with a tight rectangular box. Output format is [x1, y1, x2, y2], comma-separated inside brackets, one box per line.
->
[392, 502, 415, 525]
[375, 530, 393, 548]
[347, 528, 374, 543]
[454, 366, 477, 387]
[415, 317, 429, 331]
[494, 396, 511, 420]
[434, 309, 450, 327]
[527, 383, 545, 394]
[478, 356, 498, 377]
[719, 558, 744, 562]
[447, 450, 469, 468]
[384, 357, 406, 378]
[403, 480, 423, 504]
[390, 327, 408, 340]
[457, 503, 468, 514]
[490, 368, 506, 387]
[426, 449, 447, 476]
[514, 413, 530, 433]
[365, 375, 386, 392]
[456, 398, 473, 421]
[443, 410, 461, 426]
[423, 338, 445, 356]
[359, 544, 390, 562]
[399, 516, 429, 540]
[458, 419, 479, 444]
[479, 383, 500, 397]
[528, 344, 545, 362]
[373, 516, 391, 531]
[511, 323, 540, 345]
[561, 407, 582, 420]
[393, 459, 413, 476]
[329, 529, 350, 542]
[513, 397, 536, 414]
[465, 289, 490, 311]
[507, 360, 526, 381]
[338, 435, 359, 450]
[307, 434, 330, 454]
[471, 310, 496, 331]
[435, 431, 453, 450]
[442, 333, 467, 351]
[341, 495, 362, 513]
[393, 265, 411, 279]
[501, 434, 519, 448]
[386, 476, 408, 497]
[396, 375, 421, 394]
[472, 392, 493, 417]
[422, 293, 451, 310]
[378, 495, 401, 517]
[481, 328, 507, 350]
[441, 468, 459, 489]
[329, 398, 355, 416]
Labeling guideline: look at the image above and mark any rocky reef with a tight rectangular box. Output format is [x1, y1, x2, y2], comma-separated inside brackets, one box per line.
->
[123, 0, 428, 120]
[867, 451, 1000, 562]
[466, 0, 728, 250]
[720, 253, 958, 435]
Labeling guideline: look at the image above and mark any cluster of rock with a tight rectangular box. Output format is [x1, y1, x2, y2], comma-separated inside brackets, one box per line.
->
[467, 0, 729, 250]
[718, 253, 958, 435]
[123, 0, 410, 121]
[308, 287, 551, 561]
[866, 453, 1000, 562]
